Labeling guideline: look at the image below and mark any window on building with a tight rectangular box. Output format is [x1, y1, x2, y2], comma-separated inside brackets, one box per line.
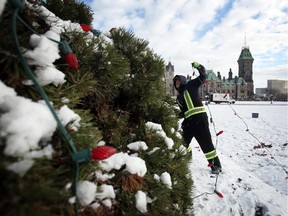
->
[232, 90, 234, 93]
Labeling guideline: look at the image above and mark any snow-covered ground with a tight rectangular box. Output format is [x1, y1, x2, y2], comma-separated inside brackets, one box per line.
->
[189, 101, 288, 216]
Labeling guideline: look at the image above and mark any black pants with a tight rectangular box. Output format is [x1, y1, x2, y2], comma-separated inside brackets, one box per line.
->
[182, 113, 221, 168]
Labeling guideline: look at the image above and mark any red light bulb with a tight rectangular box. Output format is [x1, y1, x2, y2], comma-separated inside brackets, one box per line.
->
[91, 146, 117, 160]
[65, 53, 79, 70]
[80, 24, 92, 32]
[216, 130, 223, 136]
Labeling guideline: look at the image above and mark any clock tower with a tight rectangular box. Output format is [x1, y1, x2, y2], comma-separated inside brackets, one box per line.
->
[237, 46, 254, 98]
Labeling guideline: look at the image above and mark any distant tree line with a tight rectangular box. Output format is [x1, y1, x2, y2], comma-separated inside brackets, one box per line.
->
[267, 89, 287, 101]
[257, 88, 288, 101]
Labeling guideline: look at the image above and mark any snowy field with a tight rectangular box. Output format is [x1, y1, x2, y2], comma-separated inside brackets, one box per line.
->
[189, 101, 288, 216]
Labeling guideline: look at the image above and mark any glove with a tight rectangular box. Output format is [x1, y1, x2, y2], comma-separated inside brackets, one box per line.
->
[191, 61, 200, 68]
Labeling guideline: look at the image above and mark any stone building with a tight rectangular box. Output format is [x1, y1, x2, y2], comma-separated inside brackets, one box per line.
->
[267, 79, 288, 94]
[166, 46, 255, 100]
[255, 88, 268, 97]
[255, 80, 287, 98]
[200, 46, 254, 100]
[165, 61, 176, 96]
[238, 46, 254, 98]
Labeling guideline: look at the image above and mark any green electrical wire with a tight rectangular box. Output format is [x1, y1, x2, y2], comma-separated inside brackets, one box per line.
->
[16, 14, 43, 35]
[11, 9, 77, 153]
[11, 8, 79, 215]
[16, 14, 62, 45]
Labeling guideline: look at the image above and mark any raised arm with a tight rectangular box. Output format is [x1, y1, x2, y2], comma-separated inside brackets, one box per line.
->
[192, 61, 207, 84]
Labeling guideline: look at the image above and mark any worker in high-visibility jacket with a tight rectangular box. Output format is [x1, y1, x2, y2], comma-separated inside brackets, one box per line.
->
[173, 61, 222, 174]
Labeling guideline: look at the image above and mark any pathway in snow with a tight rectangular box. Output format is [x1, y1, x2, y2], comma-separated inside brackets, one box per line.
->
[189, 102, 288, 216]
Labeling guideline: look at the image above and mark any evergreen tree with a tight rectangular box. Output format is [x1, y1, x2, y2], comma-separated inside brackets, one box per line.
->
[0, 1, 193, 215]
[46, 0, 94, 25]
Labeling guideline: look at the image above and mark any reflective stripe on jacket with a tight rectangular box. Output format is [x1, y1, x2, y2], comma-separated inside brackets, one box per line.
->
[183, 90, 206, 118]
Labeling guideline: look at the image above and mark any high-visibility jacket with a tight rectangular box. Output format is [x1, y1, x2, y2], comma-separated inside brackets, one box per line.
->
[174, 65, 207, 119]
[183, 90, 206, 118]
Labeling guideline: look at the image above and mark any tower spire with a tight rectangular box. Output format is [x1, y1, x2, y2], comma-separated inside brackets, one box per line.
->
[243, 32, 249, 49]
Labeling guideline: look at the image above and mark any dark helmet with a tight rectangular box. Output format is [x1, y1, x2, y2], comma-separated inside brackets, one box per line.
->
[173, 75, 187, 90]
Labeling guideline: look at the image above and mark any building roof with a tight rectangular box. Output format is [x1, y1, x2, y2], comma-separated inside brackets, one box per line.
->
[238, 47, 254, 61]
[223, 79, 235, 86]
[223, 77, 247, 86]
[166, 61, 174, 71]
[206, 70, 221, 82]
[206, 70, 247, 86]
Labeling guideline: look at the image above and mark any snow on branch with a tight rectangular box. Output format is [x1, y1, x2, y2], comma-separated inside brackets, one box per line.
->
[145, 121, 174, 149]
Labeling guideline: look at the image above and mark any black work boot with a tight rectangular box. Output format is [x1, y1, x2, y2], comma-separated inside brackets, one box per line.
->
[211, 165, 222, 174]
[209, 157, 222, 174]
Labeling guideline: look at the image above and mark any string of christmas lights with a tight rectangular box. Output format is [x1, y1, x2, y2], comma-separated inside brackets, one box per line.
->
[7, 1, 117, 215]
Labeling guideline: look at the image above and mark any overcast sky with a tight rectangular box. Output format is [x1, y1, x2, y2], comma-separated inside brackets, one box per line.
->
[87, 0, 287, 89]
